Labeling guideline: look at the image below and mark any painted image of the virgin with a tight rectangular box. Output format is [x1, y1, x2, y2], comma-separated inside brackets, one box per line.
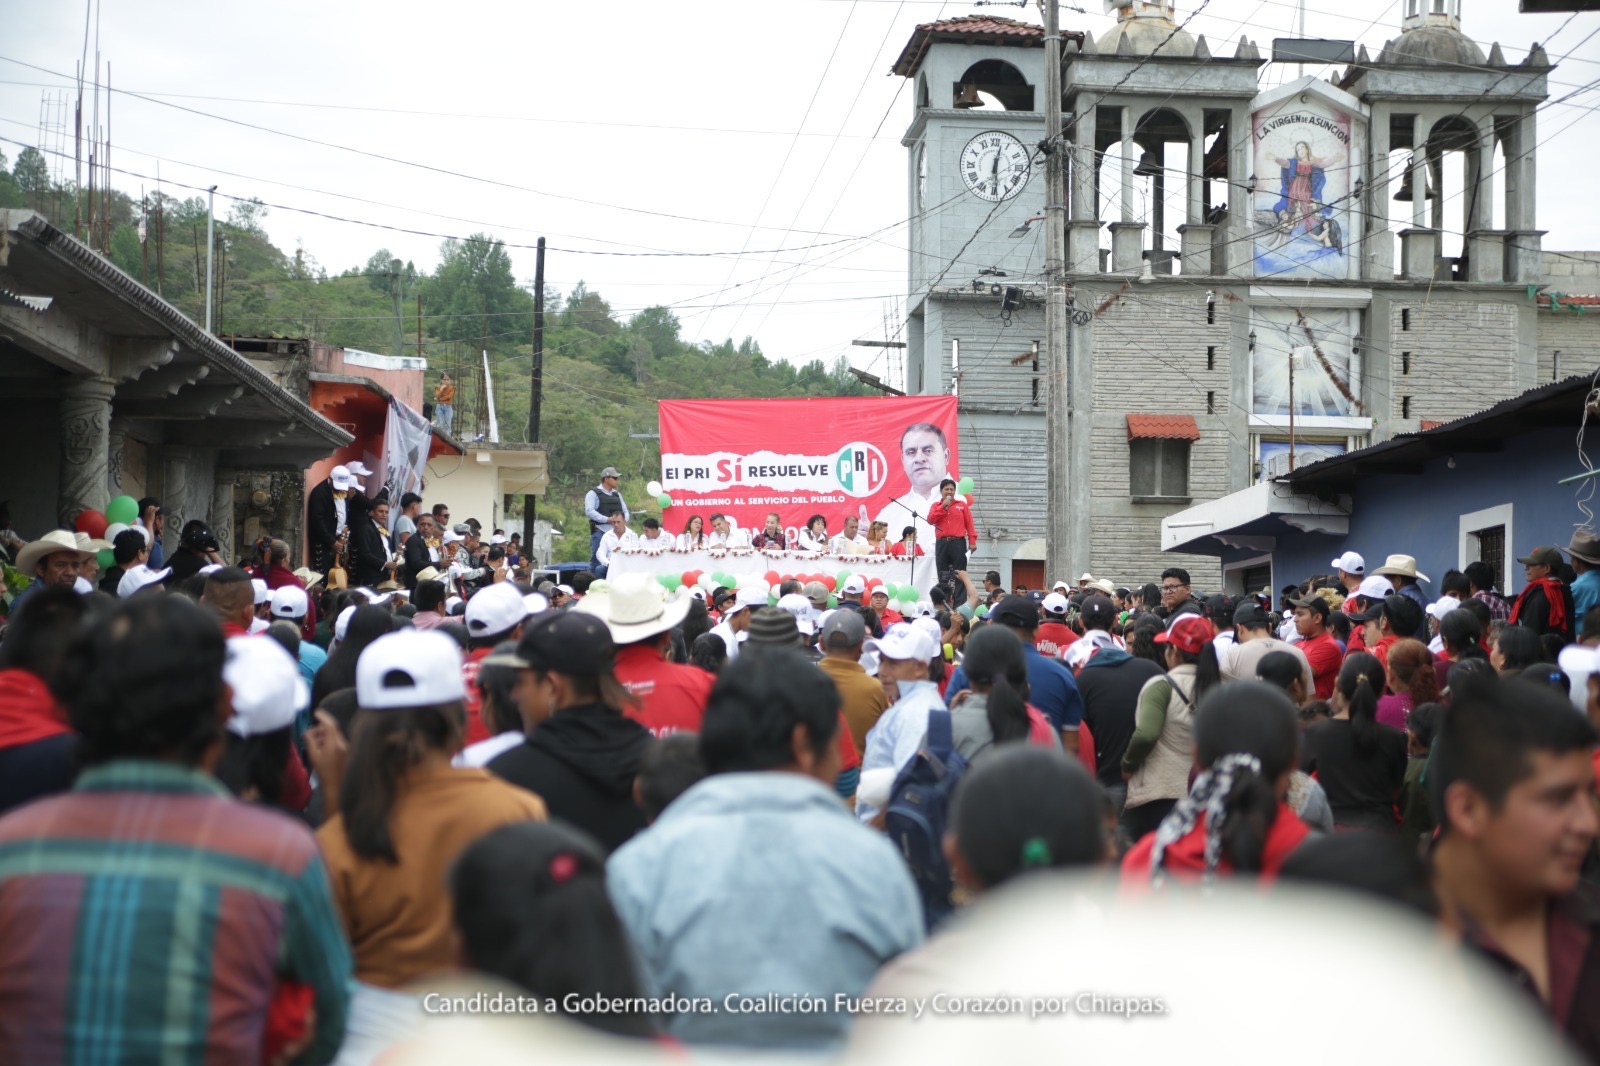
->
[1273, 141, 1341, 251]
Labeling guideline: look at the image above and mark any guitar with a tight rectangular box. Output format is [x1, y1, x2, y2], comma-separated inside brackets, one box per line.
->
[328, 531, 349, 590]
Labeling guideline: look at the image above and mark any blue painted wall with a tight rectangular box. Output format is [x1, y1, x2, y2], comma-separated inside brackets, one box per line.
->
[1270, 426, 1582, 597]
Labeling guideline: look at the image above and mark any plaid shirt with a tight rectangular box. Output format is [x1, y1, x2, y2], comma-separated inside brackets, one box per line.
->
[1474, 588, 1513, 623]
[0, 760, 351, 1064]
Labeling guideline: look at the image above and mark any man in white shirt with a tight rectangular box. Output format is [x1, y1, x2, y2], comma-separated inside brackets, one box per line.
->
[829, 515, 868, 555]
[708, 586, 764, 661]
[634, 517, 672, 554]
[706, 512, 747, 549]
[594, 512, 637, 576]
[873, 422, 950, 553]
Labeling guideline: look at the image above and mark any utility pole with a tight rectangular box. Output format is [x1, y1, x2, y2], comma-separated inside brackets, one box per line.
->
[1042, 0, 1074, 584]
[204, 184, 217, 333]
[523, 236, 545, 550]
[389, 257, 405, 360]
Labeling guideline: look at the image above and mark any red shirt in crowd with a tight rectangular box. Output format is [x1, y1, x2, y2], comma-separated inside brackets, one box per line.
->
[460, 647, 495, 746]
[928, 497, 977, 549]
[614, 642, 715, 737]
[1119, 801, 1310, 886]
[1036, 620, 1078, 653]
[1299, 630, 1343, 700]
[888, 541, 925, 558]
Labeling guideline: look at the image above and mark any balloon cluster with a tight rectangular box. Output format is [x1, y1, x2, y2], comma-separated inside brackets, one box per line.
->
[645, 480, 672, 509]
[75, 495, 143, 569]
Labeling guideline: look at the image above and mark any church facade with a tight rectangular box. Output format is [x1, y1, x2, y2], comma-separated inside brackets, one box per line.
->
[894, 0, 1565, 594]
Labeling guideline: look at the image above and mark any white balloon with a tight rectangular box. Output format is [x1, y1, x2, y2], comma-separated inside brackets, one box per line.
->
[104, 522, 129, 541]
[735, 572, 757, 590]
[646, 480, 663, 497]
[699, 573, 720, 590]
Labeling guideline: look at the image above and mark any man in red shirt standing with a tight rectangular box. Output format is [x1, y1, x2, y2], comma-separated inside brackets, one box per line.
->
[250, 538, 316, 643]
[1290, 594, 1342, 700]
[580, 574, 713, 738]
[928, 478, 977, 579]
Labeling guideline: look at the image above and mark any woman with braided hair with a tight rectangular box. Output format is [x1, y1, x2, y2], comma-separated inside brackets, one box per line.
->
[1121, 680, 1311, 886]
[1300, 652, 1408, 834]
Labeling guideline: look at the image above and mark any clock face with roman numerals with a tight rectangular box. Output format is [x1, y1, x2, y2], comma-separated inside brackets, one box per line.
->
[959, 130, 1031, 202]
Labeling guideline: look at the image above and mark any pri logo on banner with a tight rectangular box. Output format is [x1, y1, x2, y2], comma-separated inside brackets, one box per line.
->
[834, 442, 888, 498]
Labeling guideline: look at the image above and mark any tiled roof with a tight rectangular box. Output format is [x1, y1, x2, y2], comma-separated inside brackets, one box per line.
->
[892, 16, 1045, 77]
[1127, 414, 1200, 442]
[1537, 293, 1600, 310]
[1419, 419, 1444, 431]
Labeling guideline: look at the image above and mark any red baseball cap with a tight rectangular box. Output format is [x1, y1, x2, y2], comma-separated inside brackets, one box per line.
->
[1154, 612, 1217, 654]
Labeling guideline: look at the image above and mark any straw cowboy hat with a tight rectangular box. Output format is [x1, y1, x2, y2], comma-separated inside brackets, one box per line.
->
[414, 566, 443, 584]
[16, 530, 93, 574]
[575, 572, 689, 643]
[1565, 531, 1600, 567]
[1370, 554, 1430, 582]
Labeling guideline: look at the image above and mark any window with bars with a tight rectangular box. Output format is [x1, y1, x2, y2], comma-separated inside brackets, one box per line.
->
[1475, 525, 1506, 593]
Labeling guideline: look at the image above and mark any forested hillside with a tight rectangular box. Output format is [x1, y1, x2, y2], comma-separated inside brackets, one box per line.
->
[0, 149, 869, 561]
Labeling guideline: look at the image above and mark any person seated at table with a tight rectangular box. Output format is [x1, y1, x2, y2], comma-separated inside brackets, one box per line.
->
[796, 515, 829, 553]
[679, 515, 708, 551]
[888, 526, 925, 558]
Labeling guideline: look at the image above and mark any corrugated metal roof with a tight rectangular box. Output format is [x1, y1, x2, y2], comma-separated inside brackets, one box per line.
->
[1127, 413, 1200, 441]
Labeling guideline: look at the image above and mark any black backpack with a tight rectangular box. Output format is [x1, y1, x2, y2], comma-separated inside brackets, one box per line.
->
[885, 707, 968, 932]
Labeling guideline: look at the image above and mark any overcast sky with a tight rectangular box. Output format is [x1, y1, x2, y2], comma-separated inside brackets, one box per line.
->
[1, 1, 1594, 373]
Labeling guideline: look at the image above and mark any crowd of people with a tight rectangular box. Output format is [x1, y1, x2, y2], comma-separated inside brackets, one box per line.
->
[2, 478, 1600, 1063]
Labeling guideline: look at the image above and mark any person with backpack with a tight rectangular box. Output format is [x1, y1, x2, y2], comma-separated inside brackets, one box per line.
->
[1121, 680, 1311, 885]
[606, 651, 922, 1052]
[855, 622, 944, 824]
[1120, 613, 1222, 843]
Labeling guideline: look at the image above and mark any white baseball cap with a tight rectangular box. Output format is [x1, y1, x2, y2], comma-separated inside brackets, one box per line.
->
[356, 629, 466, 710]
[445, 595, 464, 614]
[224, 637, 310, 737]
[330, 465, 364, 492]
[270, 585, 310, 619]
[1357, 575, 1393, 600]
[1426, 595, 1462, 620]
[1041, 592, 1071, 617]
[1331, 551, 1366, 575]
[335, 604, 358, 642]
[775, 593, 815, 620]
[198, 564, 223, 576]
[346, 460, 374, 478]
[490, 533, 509, 545]
[251, 578, 271, 606]
[866, 622, 935, 664]
[1053, 581, 1072, 592]
[464, 582, 529, 638]
[842, 575, 866, 595]
[442, 530, 465, 545]
[117, 564, 171, 600]
[911, 615, 943, 651]
[523, 592, 551, 615]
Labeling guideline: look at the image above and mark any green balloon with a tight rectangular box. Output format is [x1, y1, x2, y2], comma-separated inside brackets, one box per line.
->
[97, 548, 115, 570]
[976, 604, 989, 618]
[836, 570, 852, 585]
[827, 595, 838, 609]
[768, 593, 779, 606]
[657, 493, 672, 508]
[106, 495, 139, 526]
[957, 476, 974, 495]
[664, 575, 682, 591]
[898, 584, 916, 601]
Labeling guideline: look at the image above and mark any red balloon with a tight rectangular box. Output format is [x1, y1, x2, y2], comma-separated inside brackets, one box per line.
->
[74, 509, 108, 538]
[821, 575, 837, 592]
[681, 570, 699, 587]
[764, 570, 781, 586]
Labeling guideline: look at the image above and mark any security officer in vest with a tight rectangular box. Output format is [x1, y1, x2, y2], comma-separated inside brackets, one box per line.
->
[584, 466, 630, 575]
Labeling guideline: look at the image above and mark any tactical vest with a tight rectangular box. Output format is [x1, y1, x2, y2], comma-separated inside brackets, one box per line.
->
[591, 487, 625, 532]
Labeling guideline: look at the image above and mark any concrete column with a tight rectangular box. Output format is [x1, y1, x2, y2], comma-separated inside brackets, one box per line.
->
[1226, 103, 1252, 277]
[1367, 107, 1394, 280]
[107, 416, 129, 497]
[1068, 100, 1102, 273]
[212, 468, 237, 566]
[57, 377, 115, 528]
[1411, 115, 1429, 231]
[1119, 105, 1135, 224]
[1185, 120, 1204, 227]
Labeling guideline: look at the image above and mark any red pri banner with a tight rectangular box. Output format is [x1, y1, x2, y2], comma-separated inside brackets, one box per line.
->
[657, 396, 960, 545]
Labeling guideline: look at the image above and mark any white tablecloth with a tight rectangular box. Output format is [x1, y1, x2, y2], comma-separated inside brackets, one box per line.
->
[606, 547, 935, 595]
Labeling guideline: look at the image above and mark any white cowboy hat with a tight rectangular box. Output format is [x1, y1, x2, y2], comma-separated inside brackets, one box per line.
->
[16, 530, 93, 574]
[575, 572, 689, 643]
[1369, 554, 1430, 582]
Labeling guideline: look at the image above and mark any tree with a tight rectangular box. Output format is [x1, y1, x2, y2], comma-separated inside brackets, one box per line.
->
[226, 197, 268, 238]
[562, 281, 617, 337]
[630, 305, 681, 361]
[423, 234, 532, 348]
[0, 151, 23, 209]
[13, 148, 49, 199]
